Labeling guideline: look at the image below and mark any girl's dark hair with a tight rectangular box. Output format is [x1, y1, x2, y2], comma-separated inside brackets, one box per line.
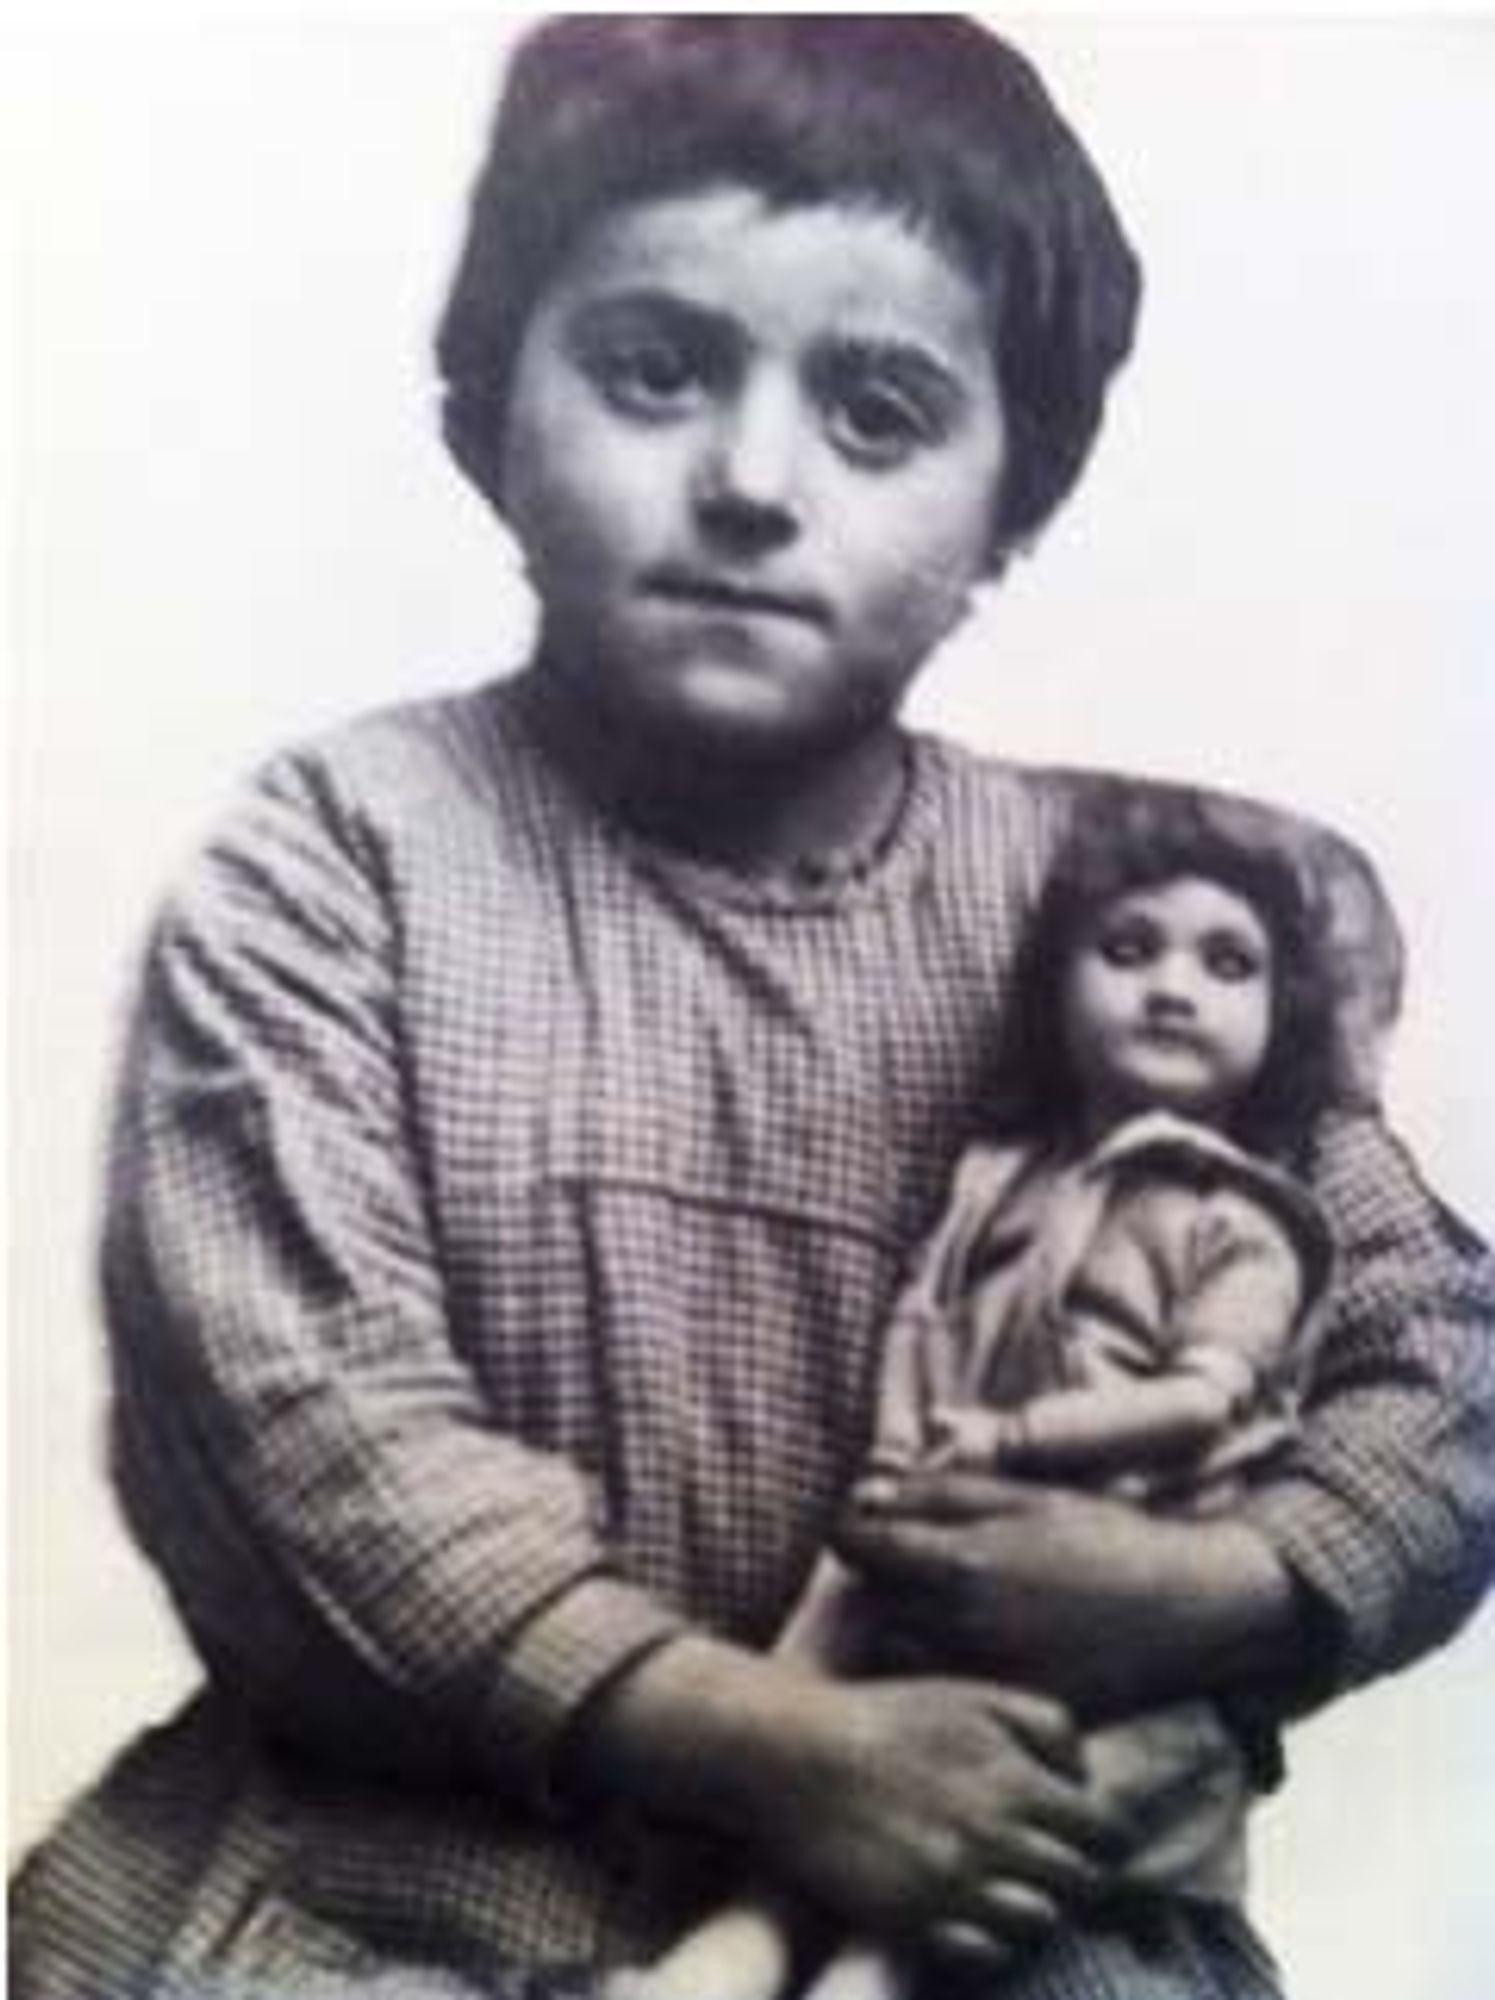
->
[437, 15, 1141, 554]
[993, 784, 1346, 1161]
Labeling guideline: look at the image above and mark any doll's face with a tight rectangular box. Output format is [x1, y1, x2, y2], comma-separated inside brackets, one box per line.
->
[496, 185, 1006, 766]
[1062, 877, 1275, 1127]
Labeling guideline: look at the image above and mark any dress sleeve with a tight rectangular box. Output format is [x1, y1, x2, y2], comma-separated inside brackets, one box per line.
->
[104, 750, 686, 1805]
[867, 1142, 1035, 1469]
[1167, 1190, 1314, 1389]
[1236, 1111, 1495, 1698]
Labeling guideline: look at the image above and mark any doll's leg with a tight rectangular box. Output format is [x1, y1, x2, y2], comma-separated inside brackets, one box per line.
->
[605, 1889, 801, 2000]
[608, 1557, 869, 2000]
[774, 1549, 881, 1676]
[798, 1937, 911, 2000]
[1084, 1702, 1251, 1901]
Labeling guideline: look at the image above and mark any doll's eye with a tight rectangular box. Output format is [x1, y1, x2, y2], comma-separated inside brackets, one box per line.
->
[1203, 933, 1267, 983]
[1095, 919, 1160, 969]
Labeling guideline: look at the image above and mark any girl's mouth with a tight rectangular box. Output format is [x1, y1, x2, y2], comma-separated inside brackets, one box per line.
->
[643, 567, 830, 627]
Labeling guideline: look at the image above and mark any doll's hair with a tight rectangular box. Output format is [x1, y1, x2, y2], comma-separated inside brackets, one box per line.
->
[437, 15, 1141, 555]
[992, 785, 1344, 1161]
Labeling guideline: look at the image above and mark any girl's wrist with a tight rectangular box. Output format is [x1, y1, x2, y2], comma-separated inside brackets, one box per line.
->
[568, 1632, 832, 1841]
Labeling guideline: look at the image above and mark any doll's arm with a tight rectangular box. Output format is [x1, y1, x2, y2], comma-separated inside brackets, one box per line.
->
[930, 1184, 1298, 1482]
[952, 1190, 1310, 1480]
[931, 1353, 1247, 1481]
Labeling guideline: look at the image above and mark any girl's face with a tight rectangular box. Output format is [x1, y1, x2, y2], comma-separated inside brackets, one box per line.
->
[497, 185, 1006, 767]
[1062, 876, 1275, 1129]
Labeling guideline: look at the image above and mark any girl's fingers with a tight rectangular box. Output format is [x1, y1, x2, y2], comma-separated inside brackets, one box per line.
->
[990, 1824, 1115, 1900]
[1021, 1772, 1135, 1860]
[833, 1514, 961, 1582]
[923, 1919, 1015, 1974]
[968, 1877, 1062, 1944]
[976, 1686, 1081, 1769]
[854, 1469, 1031, 1524]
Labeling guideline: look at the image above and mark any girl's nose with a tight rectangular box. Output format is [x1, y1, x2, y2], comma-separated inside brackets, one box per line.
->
[692, 377, 803, 553]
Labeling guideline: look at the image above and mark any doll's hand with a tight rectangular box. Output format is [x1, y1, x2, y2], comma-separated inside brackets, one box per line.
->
[926, 1403, 1030, 1471]
[835, 1471, 1296, 1721]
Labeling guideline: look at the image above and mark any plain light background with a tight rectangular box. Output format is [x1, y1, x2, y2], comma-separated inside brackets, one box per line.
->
[8, 14, 1494, 1998]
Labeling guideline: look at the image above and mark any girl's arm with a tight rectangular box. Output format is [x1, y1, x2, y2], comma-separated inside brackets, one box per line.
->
[1236, 1111, 1495, 1694]
[103, 744, 1128, 1954]
[569, 1632, 1124, 1961]
[105, 748, 686, 1803]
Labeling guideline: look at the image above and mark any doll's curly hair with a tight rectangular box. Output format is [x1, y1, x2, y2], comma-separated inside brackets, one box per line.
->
[990, 783, 1346, 1164]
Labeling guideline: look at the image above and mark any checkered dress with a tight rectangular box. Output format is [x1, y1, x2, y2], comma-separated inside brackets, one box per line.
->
[13, 678, 1495, 1999]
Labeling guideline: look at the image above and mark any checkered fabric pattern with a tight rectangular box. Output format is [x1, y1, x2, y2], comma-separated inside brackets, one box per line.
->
[12, 677, 1495, 1998]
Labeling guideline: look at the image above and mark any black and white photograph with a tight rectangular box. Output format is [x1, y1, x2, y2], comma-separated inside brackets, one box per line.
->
[9, 14, 1495, 2000]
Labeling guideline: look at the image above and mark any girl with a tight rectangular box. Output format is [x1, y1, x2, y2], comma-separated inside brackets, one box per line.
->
[630, 787, 1343, 2000]
[11, 21, 1493, 2000]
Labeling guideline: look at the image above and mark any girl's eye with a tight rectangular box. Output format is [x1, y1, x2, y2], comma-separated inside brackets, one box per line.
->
[1095, 921, 1158, 970]
[826, 378, 940, 468]
[589, 337, 705, 418]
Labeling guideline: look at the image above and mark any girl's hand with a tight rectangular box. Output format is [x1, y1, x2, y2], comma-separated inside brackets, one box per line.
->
[746, 1675, 1126, 1968]
[835, 1471, 1296, 1720]
[576, 1637, 1128, 1970]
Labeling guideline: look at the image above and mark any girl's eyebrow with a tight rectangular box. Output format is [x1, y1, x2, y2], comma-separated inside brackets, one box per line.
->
[566, 288, 736, 345]
[567, 290, 976, 406]
[818, 334, 973, 414]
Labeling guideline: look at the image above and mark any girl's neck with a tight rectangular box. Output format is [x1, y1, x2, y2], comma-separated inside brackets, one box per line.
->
[517, 663, 913, 878]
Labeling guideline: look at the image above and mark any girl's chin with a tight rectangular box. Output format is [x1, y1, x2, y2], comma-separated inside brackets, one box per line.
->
[620, 677, 882, 770]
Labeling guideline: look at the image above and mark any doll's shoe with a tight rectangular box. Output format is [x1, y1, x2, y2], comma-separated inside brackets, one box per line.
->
[608, 1901, 797, 2000]
[800, 1939, 910, 2000]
